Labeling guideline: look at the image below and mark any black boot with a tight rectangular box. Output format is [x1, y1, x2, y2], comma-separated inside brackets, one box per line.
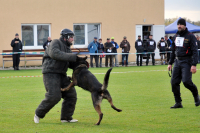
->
[14, 67, 17, 70]
[194, 95, 200, 106]
[16, 66, 20, 70]
[170, 103, 183, 109]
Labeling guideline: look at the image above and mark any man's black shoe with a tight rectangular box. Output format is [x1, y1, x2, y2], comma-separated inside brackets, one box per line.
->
[194, 95, 200, 106]
[170, 103, 183, 109]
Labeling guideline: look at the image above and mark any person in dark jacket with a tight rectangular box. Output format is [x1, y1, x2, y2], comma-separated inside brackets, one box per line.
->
[165, 35, 173, 64]
[157, 37, 167, 65]
[43, 37, 52, 50]
[34, 29, 86, 123]
[104, 38, 114, 67]
[135, 35, 144, 66]
[10, 33, 23, 70]
[98, 38, 104, 67]
[168, 18, 200, 109]
[111, 37, 119, 67]
[146, 35, 156, 66]
[88, 37, 99, 67]
[120, 36, 131, 67]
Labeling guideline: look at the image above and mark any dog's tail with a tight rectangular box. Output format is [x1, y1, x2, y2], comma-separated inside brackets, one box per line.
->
[101, 68, 113, 91]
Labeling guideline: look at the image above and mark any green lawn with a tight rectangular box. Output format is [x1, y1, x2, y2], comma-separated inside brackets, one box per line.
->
[0, 65, 200, 133]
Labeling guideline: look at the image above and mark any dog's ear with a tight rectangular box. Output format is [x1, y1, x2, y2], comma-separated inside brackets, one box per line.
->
[76, 49, 81, 55]
[83, 56, 87, 60]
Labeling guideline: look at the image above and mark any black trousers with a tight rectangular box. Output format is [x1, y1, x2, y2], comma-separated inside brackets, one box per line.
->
[90, 55, 99, 67]
[12, 54, 20, 68]
[136, 54, 143, 66]
[171, 59, 198, 103]
[146, 53, 155, 65]
[105, 55, 113, 67]
[167, 53, 171, 63]
[99, 56, 103, 67]
[35, 73, 77, 120]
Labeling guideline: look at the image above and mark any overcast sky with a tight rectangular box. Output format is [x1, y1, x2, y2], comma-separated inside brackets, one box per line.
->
[165, 0, 200, 21]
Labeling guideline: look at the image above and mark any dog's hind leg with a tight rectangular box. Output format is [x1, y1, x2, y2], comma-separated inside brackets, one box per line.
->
[108, 98, 122, 112]
[94, 105, 103, 125]
[61, 82, 75, 91]
[103, 90, 122, 112]
[91, 93, 103, 125]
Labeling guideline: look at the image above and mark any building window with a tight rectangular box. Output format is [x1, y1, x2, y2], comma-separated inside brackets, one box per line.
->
[21, 24, 51, 49]
[74, 25, 85, 45]
[73, 23, 101, 48]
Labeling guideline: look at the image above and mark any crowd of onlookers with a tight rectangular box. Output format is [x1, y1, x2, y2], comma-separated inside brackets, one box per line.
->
[41, 34, 200, 68]
[135, 35, 174, 66]
[88, 36, 130, 67]
[135, 34, 200, 66]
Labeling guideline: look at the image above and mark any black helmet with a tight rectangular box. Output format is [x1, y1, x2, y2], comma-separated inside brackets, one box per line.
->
[60, 29, 75, 39]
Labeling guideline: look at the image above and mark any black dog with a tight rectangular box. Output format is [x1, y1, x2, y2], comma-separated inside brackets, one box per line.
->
[61, 57, 122, 125]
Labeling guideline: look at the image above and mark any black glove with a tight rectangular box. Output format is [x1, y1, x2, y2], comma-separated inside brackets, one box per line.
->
[76, 56, 87, 62]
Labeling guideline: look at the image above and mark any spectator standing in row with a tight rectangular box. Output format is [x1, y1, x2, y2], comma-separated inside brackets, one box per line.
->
[157, 37, 168, 65]
[11, 33, 23, 70]
[165, 35, 173, 64]
[88, 37, 99, 67]
[120, 36, 131, 67]
[111, 37, 119, 67]
[104, 38, 114, 67]
[135, 35, 144, 66]
[98, 38, 104, 67]
[196, 35, 200, 63]
[43, 37, 52, 50]
[146, 35, 156, 66]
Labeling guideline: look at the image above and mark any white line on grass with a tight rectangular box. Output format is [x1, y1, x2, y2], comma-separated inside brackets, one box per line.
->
[1, 69, 200, 78]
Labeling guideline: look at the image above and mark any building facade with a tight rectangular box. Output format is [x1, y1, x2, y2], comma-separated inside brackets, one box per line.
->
[0, 0, 165, 67]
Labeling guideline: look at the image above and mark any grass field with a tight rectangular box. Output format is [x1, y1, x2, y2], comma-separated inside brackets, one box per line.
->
[0, 65, 200, 133]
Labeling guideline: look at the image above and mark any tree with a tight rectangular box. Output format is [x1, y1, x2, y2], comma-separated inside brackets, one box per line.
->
[165, 17, 200, 26]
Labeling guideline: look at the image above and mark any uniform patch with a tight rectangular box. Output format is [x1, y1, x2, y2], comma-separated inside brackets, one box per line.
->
[184, 39, 189, 43]
[175, 37, 184, 47]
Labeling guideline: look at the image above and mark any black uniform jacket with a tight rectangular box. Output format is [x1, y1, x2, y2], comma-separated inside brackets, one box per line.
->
[157, 40, 167, 52]
[11, 38, 23, 52]
[135, 39, 144, 53]
[147, 39, 156, 52]
[43, 40, 52, 50]
[169, 28, 198, 66]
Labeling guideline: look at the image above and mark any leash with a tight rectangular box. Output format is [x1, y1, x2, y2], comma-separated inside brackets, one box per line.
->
[168, 68, 172, 77]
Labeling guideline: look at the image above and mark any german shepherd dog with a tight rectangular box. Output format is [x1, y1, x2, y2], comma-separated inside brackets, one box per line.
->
[61, 57, 122, 125]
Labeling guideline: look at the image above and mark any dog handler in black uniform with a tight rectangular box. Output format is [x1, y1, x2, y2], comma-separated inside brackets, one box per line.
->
[135, 35, 144, 66]
[11, 33, 23, 70]
[168, 18, 200, 109]
[34, 29, 85, 123]
[146, 35, 156, 66]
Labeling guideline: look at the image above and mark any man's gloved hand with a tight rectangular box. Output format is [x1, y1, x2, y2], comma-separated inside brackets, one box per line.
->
[76, 56, 87, 62]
